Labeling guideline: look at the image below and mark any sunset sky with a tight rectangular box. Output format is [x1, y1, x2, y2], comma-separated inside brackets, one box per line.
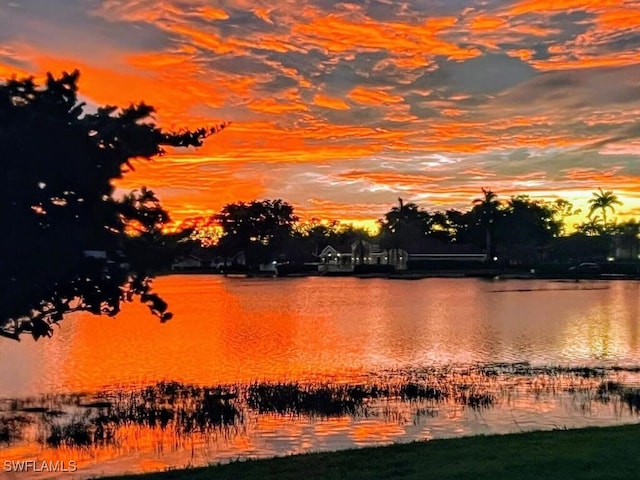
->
[1, 0, 640, 227]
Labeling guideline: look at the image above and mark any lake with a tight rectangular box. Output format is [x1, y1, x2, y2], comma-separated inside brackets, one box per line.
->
[2, 276, 640, 478]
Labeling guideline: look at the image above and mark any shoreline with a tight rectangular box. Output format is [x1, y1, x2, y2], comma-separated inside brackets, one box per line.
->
[159, 269, 640, 281]
[105, 424, 640, 480]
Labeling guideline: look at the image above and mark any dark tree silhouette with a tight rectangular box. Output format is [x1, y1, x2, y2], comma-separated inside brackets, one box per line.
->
[213, 199, 298, 268]
[378, 198, 431, 251]
[495, 196, 562, 265]
[611, 220, 640, 260]
[588, 188, 622, 228]
[472, 188, 500, 261]
[0, 71, 225, 340]
[575, 215, 604, 236]
[296, 219, 341, 258]
[551, 198, 580, 236]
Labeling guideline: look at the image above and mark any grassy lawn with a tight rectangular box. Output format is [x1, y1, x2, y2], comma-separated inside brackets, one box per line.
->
[107, 424, 640, 480]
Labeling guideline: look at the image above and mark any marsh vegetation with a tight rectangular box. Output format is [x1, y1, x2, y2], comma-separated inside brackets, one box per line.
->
[2, 363, 640, 457]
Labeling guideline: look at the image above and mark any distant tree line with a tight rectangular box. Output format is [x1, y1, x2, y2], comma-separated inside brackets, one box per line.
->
[174, 187, 637, 271]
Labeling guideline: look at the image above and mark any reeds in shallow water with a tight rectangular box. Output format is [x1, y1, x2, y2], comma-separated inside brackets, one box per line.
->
[2, 364, 640, 449]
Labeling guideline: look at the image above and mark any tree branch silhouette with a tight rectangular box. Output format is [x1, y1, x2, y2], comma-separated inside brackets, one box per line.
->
[0, 70, 226, 340]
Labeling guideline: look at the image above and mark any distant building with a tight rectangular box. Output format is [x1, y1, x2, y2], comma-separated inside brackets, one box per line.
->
[318, 245, 355, 273]
[318, 241, 408, 273]
[317, 239, 485, 274]
[171, 255, 204, 270]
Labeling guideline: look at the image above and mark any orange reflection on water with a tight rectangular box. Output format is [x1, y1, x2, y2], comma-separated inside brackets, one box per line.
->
[4, 277, 640, 400]
[56, 276, 469, 392]
[350, 421, 405, 446]
[56, 277, 313, 391]
[559, 282, 640, 362]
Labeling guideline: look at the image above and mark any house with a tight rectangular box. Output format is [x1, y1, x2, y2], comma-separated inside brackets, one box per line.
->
[318, 245, 354, 273]
[318, 241, 408, 273]
[213, 251, 246, 269]
[317, 239, 487, 274]
[171, 255, 205, 270]
[352, 240, 408, 270]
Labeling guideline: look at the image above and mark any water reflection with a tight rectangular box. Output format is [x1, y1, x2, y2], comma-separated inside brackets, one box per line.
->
[2, 277, 640, 397]
[2, 276, 640, 477]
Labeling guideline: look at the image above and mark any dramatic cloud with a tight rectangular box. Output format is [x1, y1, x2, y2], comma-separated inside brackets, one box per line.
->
[2, 0, 640, 226]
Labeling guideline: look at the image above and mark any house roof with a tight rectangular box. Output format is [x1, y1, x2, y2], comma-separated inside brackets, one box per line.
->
[319, 246, 336, 257]
[320, 244, 352, 255]
[351, 240, 385, 253]
[319, 239, 482, 256]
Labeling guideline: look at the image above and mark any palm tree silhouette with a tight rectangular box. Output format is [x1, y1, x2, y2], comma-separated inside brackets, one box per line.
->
[588, 188, 622, 228]
[577, 215, 603, 236]
[473, 188, 500, 261]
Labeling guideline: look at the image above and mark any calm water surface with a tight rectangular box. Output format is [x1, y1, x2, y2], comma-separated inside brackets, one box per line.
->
[2, 276, 640, 478]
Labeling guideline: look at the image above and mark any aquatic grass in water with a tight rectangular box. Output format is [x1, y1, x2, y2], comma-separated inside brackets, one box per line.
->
[399, 383, 448, 402]
[596, 381, 623, 401]
[0, 414, 31, 444]
[93, 382, 243, 435]
[246, 382, 389, 417]
[46, 418, 94, 447]
[619, 388, 640, 413]
[2, 364, 640, 450]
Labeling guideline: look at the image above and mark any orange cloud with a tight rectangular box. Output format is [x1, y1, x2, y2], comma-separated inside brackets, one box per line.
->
[348, 86, 404, 105]
[198, 6, 229, 20]
[168, 24, 247, 55]
[313, 94, 350, 110]
[469, 15, 508, 31]
[337, 170, 454, 186]
[303, 198, 391, 223]
[563, 167, 624, 182]
[252, 7, 274, 25]
[508, 0, 624, 16]
[598, 6, 640, 29]
[292, 12, 479, 60]
[248, 97, 309, 114]
[33, 55, 230, 128]
[462, 168, 497, 178]
[532, 51, 640, 71]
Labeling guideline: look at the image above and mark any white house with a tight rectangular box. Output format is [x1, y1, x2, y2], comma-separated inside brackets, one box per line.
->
[318, 245, 354, 273]
[318, 241, 408, 273]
